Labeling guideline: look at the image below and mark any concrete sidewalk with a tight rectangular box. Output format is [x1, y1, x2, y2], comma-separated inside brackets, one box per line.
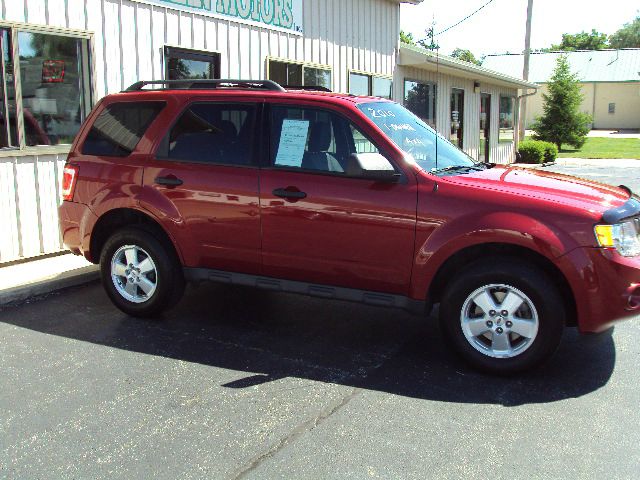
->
[0, 253, 99, 305]
[525, 129, 640, 139]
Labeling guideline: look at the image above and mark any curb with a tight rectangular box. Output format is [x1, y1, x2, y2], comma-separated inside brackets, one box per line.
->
[0, 265, 100, 306]
[511, 161, 557, 169]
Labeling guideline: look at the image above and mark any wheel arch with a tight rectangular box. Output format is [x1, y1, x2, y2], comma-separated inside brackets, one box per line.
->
[428, 243, 577, 327]
[89, 208, 183, 266]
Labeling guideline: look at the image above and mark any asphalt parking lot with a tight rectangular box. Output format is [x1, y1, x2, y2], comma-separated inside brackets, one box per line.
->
[543, 158, 640, 193]
[2, 159, 640, 479]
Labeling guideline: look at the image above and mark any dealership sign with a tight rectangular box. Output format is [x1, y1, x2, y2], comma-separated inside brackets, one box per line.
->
[142, 0, 303, 32]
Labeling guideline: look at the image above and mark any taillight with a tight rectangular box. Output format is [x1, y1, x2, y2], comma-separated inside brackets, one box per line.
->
[61, 164, 79, 201]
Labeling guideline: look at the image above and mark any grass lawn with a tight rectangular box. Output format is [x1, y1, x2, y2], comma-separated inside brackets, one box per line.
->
[524, 136, 640, 159]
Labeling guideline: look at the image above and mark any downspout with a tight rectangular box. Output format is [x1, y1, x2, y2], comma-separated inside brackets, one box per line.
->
[592, 82, 597, 129]
[516, 87, 538, 144]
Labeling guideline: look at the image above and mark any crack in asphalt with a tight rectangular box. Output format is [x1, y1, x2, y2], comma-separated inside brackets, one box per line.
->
[229, 386, 362, 480]
[228, 340, 407, 480]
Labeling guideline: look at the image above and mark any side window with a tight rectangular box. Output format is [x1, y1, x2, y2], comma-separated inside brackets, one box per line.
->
[159, 103, 256, 165]
[82, 102, 165, 157]
[350, 124, 380, 154]
[271, 107, 345, 174]
[348, 124, 395, 172]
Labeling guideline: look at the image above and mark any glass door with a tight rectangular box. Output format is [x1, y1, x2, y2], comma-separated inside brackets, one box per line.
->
[479, 93, 491, 162]
[450, 88, 464, 148]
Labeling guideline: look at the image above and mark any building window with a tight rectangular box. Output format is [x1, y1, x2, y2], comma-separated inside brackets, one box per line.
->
[499, 95, 515, 144]
[608, 103, 615, 114]
[165, 46, 220, 80]
[0, 27, 92, 148]
[268, 58, 332, 90]
[348, 71, 392, 99]
[450, 88, 464, 148]
[0, 29, 17, 148]
[404, 80, 436, 128]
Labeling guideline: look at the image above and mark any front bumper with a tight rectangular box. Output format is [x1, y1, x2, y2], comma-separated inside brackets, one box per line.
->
[565, 246, 640, 333]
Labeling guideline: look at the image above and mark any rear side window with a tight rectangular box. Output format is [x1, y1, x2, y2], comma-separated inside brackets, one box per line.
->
[157, 103, 256, 166]
[82, 102, 165, 157]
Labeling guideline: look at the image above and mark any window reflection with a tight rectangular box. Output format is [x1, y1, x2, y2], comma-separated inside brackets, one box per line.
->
[349, 73, 369, 96]
[349, 73, 392, 99]
[18, 31, 86, 146]
[0, 29, 17, 148]
[268, 59, 331, 90]
[165, 47, 220, 81]
[404, 80, 436, 128]
[499, 95, 515, 144]
[372, 77, 392, 99]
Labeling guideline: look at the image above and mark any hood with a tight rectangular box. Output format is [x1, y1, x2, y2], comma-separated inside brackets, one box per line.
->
[440, 165, 630, 216]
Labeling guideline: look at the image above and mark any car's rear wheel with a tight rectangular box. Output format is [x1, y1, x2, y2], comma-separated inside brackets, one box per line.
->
[100, 227, 184, 317]
[439, 259, 565, 374]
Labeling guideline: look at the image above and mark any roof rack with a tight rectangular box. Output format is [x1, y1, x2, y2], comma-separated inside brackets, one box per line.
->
[123, 79, 286, 92]
[283, 85, 332, 92]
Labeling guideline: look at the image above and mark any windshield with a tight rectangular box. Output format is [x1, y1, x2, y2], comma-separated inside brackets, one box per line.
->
[358, 101, 481, 175]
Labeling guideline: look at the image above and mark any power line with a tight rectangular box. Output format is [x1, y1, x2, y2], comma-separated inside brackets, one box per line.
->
[436, 0, 497, 36]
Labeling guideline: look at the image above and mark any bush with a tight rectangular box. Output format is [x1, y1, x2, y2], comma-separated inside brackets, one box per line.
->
[517, 140, 546, 164]
[541, 142, 558, 162]
[517, 140, 558, 164]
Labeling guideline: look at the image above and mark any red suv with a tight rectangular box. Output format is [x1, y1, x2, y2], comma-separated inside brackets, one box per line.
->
[59, 79, 640, 373]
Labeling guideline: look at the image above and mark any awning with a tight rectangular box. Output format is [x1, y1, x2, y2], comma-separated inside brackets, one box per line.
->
[399, 43, 539, 90]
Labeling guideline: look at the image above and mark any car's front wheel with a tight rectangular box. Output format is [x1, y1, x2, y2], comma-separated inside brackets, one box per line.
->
[439, 259, 565, 374]
[100, 227, 184, 317]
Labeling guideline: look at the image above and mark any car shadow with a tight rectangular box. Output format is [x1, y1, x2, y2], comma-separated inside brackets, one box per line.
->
[0, 281, 616, 407]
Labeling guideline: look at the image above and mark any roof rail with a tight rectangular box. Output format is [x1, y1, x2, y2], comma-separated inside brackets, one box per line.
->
[123, 79, 286, 92]
[283, 85, 332, 92]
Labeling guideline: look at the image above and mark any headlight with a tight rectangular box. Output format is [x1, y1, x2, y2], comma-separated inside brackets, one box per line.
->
[595, 220, 640, 257]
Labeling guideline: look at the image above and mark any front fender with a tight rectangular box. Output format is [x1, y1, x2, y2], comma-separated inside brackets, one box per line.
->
[409, 210, 580, 300]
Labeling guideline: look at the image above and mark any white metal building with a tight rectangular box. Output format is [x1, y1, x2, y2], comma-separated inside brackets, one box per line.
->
[0, 0, 534, 263]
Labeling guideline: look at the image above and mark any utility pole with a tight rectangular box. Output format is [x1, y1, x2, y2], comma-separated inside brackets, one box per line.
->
[519, 0, 534, 143]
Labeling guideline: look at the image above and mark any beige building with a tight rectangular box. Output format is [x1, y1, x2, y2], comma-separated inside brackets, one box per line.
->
[483, 49, 640, 130]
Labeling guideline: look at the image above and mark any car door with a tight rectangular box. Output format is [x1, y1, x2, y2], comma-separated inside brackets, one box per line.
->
[143, 100, 262, 274]
[259, 103, 418, 295]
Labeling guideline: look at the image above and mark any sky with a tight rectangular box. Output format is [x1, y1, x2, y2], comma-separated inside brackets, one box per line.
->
[400, 0, 639, 57]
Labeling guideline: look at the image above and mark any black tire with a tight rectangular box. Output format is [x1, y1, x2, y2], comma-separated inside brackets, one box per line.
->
[99, 227, 185, 318]
[439, 259, 565, 374]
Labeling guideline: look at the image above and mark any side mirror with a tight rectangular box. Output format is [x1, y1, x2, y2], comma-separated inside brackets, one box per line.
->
[346, 153, 401, 183]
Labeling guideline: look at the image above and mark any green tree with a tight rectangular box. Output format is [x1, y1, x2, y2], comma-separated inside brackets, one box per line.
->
[531, 55, 592, 150]
[609, 16, 640, 48]
[450, 48, 480, 65]
[550, 29, 609, 51]
[21, 33, 77, 59]
[400, 30, 415, 45]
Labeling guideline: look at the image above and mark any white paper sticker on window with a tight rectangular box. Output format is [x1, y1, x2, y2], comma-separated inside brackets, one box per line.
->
[275, 119, 310, 167]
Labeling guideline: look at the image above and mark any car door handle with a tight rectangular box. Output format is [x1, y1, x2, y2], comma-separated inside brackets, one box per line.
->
[273, 188, 307, 200]
[155, 176, 183, 187]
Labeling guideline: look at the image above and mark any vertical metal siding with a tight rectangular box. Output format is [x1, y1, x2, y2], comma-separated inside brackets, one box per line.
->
[2, 0, 399, 98]
[0, 154, 67, 263]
